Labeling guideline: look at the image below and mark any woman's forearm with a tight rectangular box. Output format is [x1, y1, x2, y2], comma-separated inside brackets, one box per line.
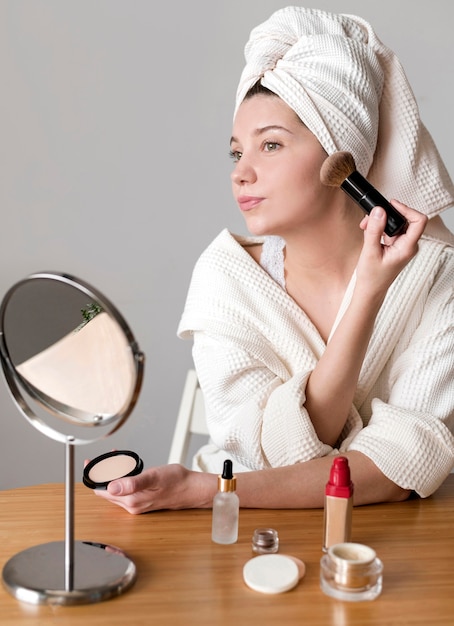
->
[304, 290, 384, 446]
[198, 451, 410, 509]
[304, 203, 426, 447]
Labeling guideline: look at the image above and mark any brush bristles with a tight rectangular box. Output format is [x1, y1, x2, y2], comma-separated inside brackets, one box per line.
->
[320, 151, 356, 187]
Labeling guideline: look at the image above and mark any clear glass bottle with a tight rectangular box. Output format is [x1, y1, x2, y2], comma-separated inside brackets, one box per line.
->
[211, 460, 239, 544]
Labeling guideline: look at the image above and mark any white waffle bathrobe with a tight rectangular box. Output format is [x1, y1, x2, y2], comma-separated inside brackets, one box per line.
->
[178, 222, 454, 498]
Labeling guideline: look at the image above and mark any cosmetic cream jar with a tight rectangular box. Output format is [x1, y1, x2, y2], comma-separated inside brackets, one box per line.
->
[252, 528, 279, 554]
[83, 450, 143, 489]
[320, 542, 383, 601]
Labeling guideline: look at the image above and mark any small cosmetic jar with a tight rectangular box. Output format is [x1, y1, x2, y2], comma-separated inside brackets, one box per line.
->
[252, 528, 279, 554]
[83, 450, 143, 490]
[320, 542, 383, 602]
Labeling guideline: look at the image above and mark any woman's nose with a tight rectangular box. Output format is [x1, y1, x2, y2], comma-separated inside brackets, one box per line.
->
[231, 157, 256, 185]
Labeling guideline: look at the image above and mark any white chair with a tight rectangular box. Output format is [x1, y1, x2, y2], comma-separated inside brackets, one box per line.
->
[168, 369, 209, 466]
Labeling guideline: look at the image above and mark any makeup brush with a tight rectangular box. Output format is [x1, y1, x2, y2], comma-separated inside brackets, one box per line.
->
[320, 151, 408, 237]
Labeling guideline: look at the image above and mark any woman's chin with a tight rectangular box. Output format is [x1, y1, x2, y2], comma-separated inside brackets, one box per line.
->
[243, 218, 278, 238]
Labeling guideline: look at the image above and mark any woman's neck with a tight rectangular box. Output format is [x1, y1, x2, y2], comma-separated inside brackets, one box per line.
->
[281, 210, 364, 342]
[283, 211, 364, 288]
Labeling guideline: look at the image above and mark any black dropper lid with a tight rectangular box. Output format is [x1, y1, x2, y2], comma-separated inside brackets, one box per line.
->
[218, 459, 236, 492]
[222, 459, 233, 479]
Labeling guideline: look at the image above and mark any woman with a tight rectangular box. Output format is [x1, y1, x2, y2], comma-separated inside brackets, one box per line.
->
[96, 7, 454, 513]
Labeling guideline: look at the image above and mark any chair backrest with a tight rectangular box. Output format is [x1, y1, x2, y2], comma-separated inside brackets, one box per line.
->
[168, 369, 209, 466]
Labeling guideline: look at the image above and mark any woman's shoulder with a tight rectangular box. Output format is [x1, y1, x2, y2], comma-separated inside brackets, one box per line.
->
[196, 230, 287, 287]
[417, 217, 454, 276]
[204, 228, 264, 253]
[421, 216, 454, 249]
[194, 229, 264, 269]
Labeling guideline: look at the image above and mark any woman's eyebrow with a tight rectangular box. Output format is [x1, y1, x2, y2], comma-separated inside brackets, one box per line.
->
[230, 125, 292, 145]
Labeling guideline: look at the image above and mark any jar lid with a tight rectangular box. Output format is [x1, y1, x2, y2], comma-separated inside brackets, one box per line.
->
[243, 554, 299, 594]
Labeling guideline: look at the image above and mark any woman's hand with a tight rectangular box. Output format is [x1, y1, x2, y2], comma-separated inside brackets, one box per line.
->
[356, 200, 428, 297]
[92, 463, 215, 514]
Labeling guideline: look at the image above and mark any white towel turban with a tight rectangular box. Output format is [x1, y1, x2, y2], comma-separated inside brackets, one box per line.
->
[235, 6, 454, 218]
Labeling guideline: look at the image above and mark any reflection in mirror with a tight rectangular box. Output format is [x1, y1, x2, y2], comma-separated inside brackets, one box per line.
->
[16, 311, 136, 419]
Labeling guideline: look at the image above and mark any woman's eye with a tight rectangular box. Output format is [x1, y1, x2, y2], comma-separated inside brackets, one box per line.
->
[264, 141, 280, 152]
[229, 150, 242, 163]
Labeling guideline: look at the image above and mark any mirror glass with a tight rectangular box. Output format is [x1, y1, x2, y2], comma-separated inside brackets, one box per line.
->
[0, 272, 144, 444]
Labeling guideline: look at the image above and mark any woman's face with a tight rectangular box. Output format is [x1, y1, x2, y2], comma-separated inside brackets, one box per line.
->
[230, 94, 338, 238]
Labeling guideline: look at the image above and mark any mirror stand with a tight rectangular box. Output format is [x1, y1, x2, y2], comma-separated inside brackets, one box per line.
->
[2, 436, 136, 605]
[0, 272, 145, 606]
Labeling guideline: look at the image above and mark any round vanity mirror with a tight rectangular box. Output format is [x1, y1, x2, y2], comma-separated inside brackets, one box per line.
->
[0, 272, 145, 605]
[0, 272, 144, 444]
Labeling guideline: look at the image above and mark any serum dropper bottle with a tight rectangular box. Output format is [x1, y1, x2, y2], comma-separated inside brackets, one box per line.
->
[212, 459, 239, 544]
[323, 456, 354, 552]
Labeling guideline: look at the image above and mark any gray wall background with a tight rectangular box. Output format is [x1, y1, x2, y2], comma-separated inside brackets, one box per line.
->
[1, 0, 453, 489]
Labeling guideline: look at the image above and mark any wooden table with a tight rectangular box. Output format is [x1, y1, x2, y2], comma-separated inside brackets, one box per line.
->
[1, 475, 453, 625]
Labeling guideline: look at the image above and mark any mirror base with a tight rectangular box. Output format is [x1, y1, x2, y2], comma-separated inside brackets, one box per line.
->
[2, 540, 137, 605]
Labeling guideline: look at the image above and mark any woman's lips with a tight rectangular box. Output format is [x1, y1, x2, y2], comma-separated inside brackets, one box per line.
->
[237, 196, 264, 211]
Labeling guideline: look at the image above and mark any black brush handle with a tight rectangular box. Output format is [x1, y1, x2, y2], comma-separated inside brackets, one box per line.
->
[342, 171, 408, 237]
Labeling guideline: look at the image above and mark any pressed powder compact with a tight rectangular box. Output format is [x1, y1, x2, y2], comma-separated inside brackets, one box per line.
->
[83, 450, 144, 489]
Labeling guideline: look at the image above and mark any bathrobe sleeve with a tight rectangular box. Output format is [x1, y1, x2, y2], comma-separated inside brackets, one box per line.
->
[191, 329, 337, 470]
[347, 246, 454, 497]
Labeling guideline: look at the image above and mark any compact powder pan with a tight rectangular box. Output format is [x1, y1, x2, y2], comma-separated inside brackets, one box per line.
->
[83, 450, 144, 489]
